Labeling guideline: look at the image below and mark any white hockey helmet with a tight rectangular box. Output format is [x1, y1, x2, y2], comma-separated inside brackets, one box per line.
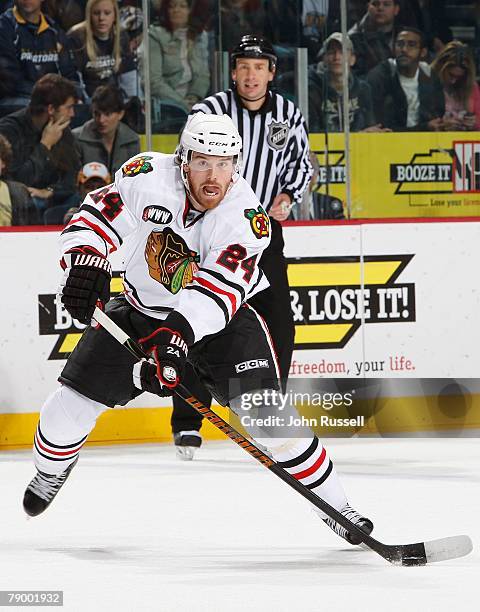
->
[176, 112, 243, 191]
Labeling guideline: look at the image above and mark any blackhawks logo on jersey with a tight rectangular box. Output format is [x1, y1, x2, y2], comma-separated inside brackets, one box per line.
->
[244, 206, 270, 239]
[122, 155, 154, 177]
[145, 228, 200, 293]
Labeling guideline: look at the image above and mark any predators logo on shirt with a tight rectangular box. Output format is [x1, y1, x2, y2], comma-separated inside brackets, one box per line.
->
[244, 206, 270, 239]
[145, 228, 200, 293]
[122, 155, 154, 177]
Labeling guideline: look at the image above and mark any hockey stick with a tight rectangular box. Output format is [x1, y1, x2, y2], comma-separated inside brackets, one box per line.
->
[93, 306, 473, 566]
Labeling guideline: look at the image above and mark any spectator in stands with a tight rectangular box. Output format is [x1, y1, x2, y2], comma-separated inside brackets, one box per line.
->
[0, 0, 80, 106]
[67, 0, 137, 99]
[0, 74, 81, 223]
[431, 41, 480, 131]
[348, 0, 400, 76]
[62, 160, 111, 224]
[0, 134, 38, 226]
[264, 0, 301, 48]
[293, 151, 345, 220]
[78, 160, 111, 196]
[301, 0, 328, 62]
[367, 27, 445, 131]
[44, 1, 87, 32]
[218, 1, 265, 53]
[146, 0, 210, 112]
[307, 32, 388, 133]
[119, 4, 143, 54]
[73, 84, 140, 176]
[149, 0, 163, 25]
[0, 1, 13, 13]
[119, 4, 144, 108]
[397, 0, 452, 55]
[327, 1, 366, 33]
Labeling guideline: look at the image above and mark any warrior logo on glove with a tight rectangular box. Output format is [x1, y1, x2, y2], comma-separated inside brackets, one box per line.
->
[59, 246, 112, 324]
[145, 228, 200, 293]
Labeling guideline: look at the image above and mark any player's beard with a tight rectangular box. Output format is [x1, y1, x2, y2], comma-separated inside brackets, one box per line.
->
[188, 179, 229, 211]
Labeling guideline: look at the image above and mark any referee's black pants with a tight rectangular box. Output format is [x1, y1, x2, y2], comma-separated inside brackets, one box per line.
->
[171, 218, 295, 434]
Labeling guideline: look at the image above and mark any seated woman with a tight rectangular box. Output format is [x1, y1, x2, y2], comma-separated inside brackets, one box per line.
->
[146, 0, 210, 113]
[0, 134, 38, 226]
[67, 0, 137, 99]
[431, 41, 480, 131]
[73, 84, 140, 177]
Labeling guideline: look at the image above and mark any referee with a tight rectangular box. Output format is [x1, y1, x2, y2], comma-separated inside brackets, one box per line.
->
[172, 35, 313, 459]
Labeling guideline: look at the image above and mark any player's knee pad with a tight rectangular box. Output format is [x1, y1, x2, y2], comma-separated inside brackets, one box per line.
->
[40, 384, 109, 441]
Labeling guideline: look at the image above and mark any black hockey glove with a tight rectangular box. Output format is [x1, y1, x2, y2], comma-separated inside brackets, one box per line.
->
[60, 247, 111, 324]
[132, 358, 175, 397]
[137, 312, 194, 395]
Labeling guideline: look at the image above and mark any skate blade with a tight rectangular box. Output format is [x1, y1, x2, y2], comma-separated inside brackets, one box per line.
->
[175, 446, 197, 461]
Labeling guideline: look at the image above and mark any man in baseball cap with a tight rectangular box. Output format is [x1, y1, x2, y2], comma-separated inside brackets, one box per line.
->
[78, 162, 111, 189]
[309, 32, 387, 133]
[63, 162, 112, 224]
[318, 32, 354, 58]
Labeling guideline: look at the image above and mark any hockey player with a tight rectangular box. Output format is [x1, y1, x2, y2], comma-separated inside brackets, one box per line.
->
[171, 35, 313, 459]
[22, 112, 373, 545]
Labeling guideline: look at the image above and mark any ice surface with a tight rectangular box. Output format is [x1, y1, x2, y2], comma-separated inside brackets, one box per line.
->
[0, 438, 478, 612]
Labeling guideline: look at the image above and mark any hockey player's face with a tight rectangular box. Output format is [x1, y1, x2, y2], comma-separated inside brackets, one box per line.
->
[232, 58, 274, 101]
[186, 153, 234, 211]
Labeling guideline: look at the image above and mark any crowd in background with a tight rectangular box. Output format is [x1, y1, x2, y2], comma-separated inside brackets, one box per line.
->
[0, 0, 479, 226]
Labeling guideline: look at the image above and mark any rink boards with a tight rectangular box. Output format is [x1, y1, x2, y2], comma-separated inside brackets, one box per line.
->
[1, 219, 480, 447]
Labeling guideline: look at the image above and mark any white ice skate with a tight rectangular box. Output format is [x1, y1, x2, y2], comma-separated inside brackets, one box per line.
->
[323, 504, 374, 545]
[23, 457, 78, 517]
[174, 430, 202, 461]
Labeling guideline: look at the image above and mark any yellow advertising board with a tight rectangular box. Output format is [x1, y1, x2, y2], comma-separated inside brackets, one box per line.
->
[146, 132, 480, 218]
[310, 132, 480, 218]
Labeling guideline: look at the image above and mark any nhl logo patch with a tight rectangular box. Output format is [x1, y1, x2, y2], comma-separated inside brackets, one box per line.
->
[267, 121, 289, 150]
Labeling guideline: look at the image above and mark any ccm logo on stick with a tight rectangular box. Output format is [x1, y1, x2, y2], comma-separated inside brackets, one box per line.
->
[235, 359, 269, 373]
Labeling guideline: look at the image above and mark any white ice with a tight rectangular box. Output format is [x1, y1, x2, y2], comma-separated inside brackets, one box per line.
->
[1, 437, 478, 612]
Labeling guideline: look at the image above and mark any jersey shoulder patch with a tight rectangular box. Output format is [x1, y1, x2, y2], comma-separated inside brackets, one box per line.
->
[266, 120, 290, 150]
[122, 155, 154, 177]
[244, 205, 270, 239]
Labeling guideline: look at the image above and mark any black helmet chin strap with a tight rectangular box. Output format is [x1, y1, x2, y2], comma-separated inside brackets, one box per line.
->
[237, 91, 267, 103]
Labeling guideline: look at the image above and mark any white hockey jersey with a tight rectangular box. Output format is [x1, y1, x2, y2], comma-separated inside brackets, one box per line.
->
[60, 152, 271, 342]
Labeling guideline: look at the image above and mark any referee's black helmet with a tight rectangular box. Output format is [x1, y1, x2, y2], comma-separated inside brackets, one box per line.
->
[230, 35, 277, 71]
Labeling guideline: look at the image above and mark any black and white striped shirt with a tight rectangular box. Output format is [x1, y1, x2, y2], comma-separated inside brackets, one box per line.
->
[192, 89, 313, 211]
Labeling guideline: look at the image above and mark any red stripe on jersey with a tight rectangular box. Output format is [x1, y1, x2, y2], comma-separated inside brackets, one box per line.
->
[65, 216, 117, 253]
[34, 433, 84, 457]
[244, 303, 281, 380]
[291, 447, 327, 480]
[124, 287, 143, 310]
[192, 275, 237, 316]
